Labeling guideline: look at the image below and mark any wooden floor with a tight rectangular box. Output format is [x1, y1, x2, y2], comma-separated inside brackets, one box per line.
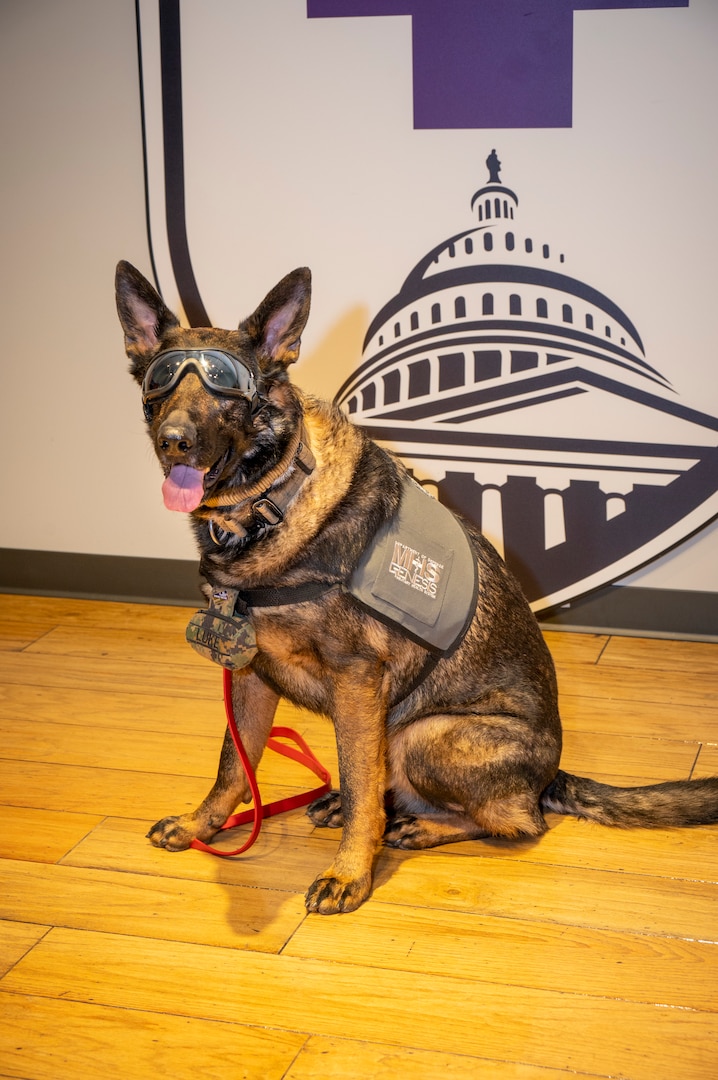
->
[0, 594, 716, 1079]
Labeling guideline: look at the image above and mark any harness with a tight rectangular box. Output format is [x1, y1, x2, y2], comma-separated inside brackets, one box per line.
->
[188, 473, 478, 671]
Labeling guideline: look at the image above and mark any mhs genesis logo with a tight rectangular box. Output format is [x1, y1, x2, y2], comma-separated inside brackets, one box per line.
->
[389, 543, 445, 599]
[334, 153, 718, 611]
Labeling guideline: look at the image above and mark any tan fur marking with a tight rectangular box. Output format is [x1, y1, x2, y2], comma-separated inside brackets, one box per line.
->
[473, 797, 547, 839]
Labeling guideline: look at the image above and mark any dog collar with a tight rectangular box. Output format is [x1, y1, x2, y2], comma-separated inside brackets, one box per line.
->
[203, 430, 315, 549]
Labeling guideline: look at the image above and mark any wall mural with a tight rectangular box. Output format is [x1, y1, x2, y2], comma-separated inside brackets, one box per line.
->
[333, 152, 718, 607]
[135, 0, 717, 612]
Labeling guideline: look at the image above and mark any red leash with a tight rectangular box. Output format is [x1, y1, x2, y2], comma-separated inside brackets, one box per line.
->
[190, 668, 332, 857]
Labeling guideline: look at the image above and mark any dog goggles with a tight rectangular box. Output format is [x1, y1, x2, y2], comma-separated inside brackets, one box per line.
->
[142, 349, 259, 407]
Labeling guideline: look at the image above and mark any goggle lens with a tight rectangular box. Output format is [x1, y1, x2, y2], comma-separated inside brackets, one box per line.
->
[142, 350, 258, 404]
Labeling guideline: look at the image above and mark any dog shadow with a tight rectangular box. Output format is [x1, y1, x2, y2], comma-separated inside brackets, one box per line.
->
[370, 818, 561, 898]
[298, 304, 369, 395]
[199, 812, 340, 937]
[201, 808, 564, 933]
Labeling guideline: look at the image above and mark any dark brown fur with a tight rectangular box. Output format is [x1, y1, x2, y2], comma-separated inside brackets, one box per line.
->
[116, 261, 718, 914]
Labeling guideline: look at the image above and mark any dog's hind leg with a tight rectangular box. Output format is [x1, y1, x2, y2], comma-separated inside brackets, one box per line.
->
[306, 789, 344, 828]
[383, 713, 555, 850]
[384, 809, 491, 847]
[147, 667, 279, 851]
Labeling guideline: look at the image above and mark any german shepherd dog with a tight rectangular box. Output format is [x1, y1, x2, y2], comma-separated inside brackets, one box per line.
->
[116, 261, 718, 914]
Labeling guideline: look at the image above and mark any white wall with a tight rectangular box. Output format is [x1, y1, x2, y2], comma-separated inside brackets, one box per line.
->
[0, 0, 176, 559]
[0, 0, 716, 596]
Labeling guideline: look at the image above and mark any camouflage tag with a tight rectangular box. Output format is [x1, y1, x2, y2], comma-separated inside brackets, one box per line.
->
[186, 587, 257, 670]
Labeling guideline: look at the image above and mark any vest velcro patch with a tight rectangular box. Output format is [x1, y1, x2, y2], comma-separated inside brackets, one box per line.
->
[348, 477, 478, 655]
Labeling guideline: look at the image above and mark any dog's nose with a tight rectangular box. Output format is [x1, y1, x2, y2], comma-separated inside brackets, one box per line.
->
[157, 411, 197, 458]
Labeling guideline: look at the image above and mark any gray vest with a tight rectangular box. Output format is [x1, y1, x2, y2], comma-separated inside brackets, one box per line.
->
[348, 476, 478, 656]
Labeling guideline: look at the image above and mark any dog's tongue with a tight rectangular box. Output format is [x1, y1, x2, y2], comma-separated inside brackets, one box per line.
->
[162, 465, 205, 512]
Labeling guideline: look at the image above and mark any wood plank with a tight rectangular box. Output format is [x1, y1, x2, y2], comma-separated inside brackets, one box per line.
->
[0, 651, 219, 700]
[0, 685, 333, 771]
[367, 846, 718, 939]
[0, 921, 48, 978]
[694, 744, 718, 777]
[0, 716, 331, 794]
[284, 901, 718, 1012]
[285, 694, 695, 786]
[0, 860, 306, 952]
[8, 630, 691, 743]
[0, 758, 213, 818]
[289, 702, 679, 785]
[0, 992, 306, 1080]
[600, 635, 718, 676]
[5, 928, 716, 1080]
[61, 815, 330, 887]
[286, 1035, 603, 1080]
[24, 624, 210, 670]
[0, 593, 196, 634]
[559, 693, 718, 741]
[0, 758, 317, 821]
[10, 622, 716, 714]
[462, 815, 718, 882]
[0, 620, 58, 652]
[34, 631, 700, 764]
[0, 716, 219, 776]
[0, 807, 103, 864]
[550, 659, 718, 709]
[0, 682, 225, 734]
[7, 684, 703, 787]
[5, 763, 712, 896]
[542, 630, 608, 665]
[560, 729, 699, 781]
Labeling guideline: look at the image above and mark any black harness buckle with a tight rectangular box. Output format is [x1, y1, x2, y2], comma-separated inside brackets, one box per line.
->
[252, 497, 284, 527]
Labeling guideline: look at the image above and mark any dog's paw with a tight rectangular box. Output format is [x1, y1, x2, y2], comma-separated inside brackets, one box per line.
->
[146, 815, 199, 851]
[383, 813, 426, 849]
[305, 871, 371, 915]
[306, 789, 344, 828]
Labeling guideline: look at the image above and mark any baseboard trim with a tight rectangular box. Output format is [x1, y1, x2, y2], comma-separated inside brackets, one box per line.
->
[0, 548, 203, 607]
[538, 584, 718, 641]
[0, 547, 716, 639]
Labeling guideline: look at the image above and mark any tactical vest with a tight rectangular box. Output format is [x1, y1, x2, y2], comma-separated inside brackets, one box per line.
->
[347, 476, 478, 656]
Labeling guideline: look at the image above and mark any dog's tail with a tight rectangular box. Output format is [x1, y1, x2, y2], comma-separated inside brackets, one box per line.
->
[540, 770, 718, 828]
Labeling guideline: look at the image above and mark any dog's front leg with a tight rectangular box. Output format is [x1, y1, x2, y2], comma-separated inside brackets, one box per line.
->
[305, 669, 387, 914]
[147, 667, 279, 851]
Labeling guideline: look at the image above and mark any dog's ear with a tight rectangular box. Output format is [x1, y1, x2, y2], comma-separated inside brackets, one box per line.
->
[115, 261, 180, 359]
[243, 267, 311, 367]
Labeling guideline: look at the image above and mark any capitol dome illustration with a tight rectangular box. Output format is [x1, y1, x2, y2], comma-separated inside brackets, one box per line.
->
[334, 152, 718, 611]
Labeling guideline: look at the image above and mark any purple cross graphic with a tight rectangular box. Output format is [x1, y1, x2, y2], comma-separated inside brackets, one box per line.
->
[307, 1, 689, 128]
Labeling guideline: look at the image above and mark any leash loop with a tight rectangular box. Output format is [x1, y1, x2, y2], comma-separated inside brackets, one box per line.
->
[190, 668, 332, 858]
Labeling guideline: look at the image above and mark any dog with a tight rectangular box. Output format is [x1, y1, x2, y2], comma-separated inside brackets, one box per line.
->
[116, 261, 718, 914]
